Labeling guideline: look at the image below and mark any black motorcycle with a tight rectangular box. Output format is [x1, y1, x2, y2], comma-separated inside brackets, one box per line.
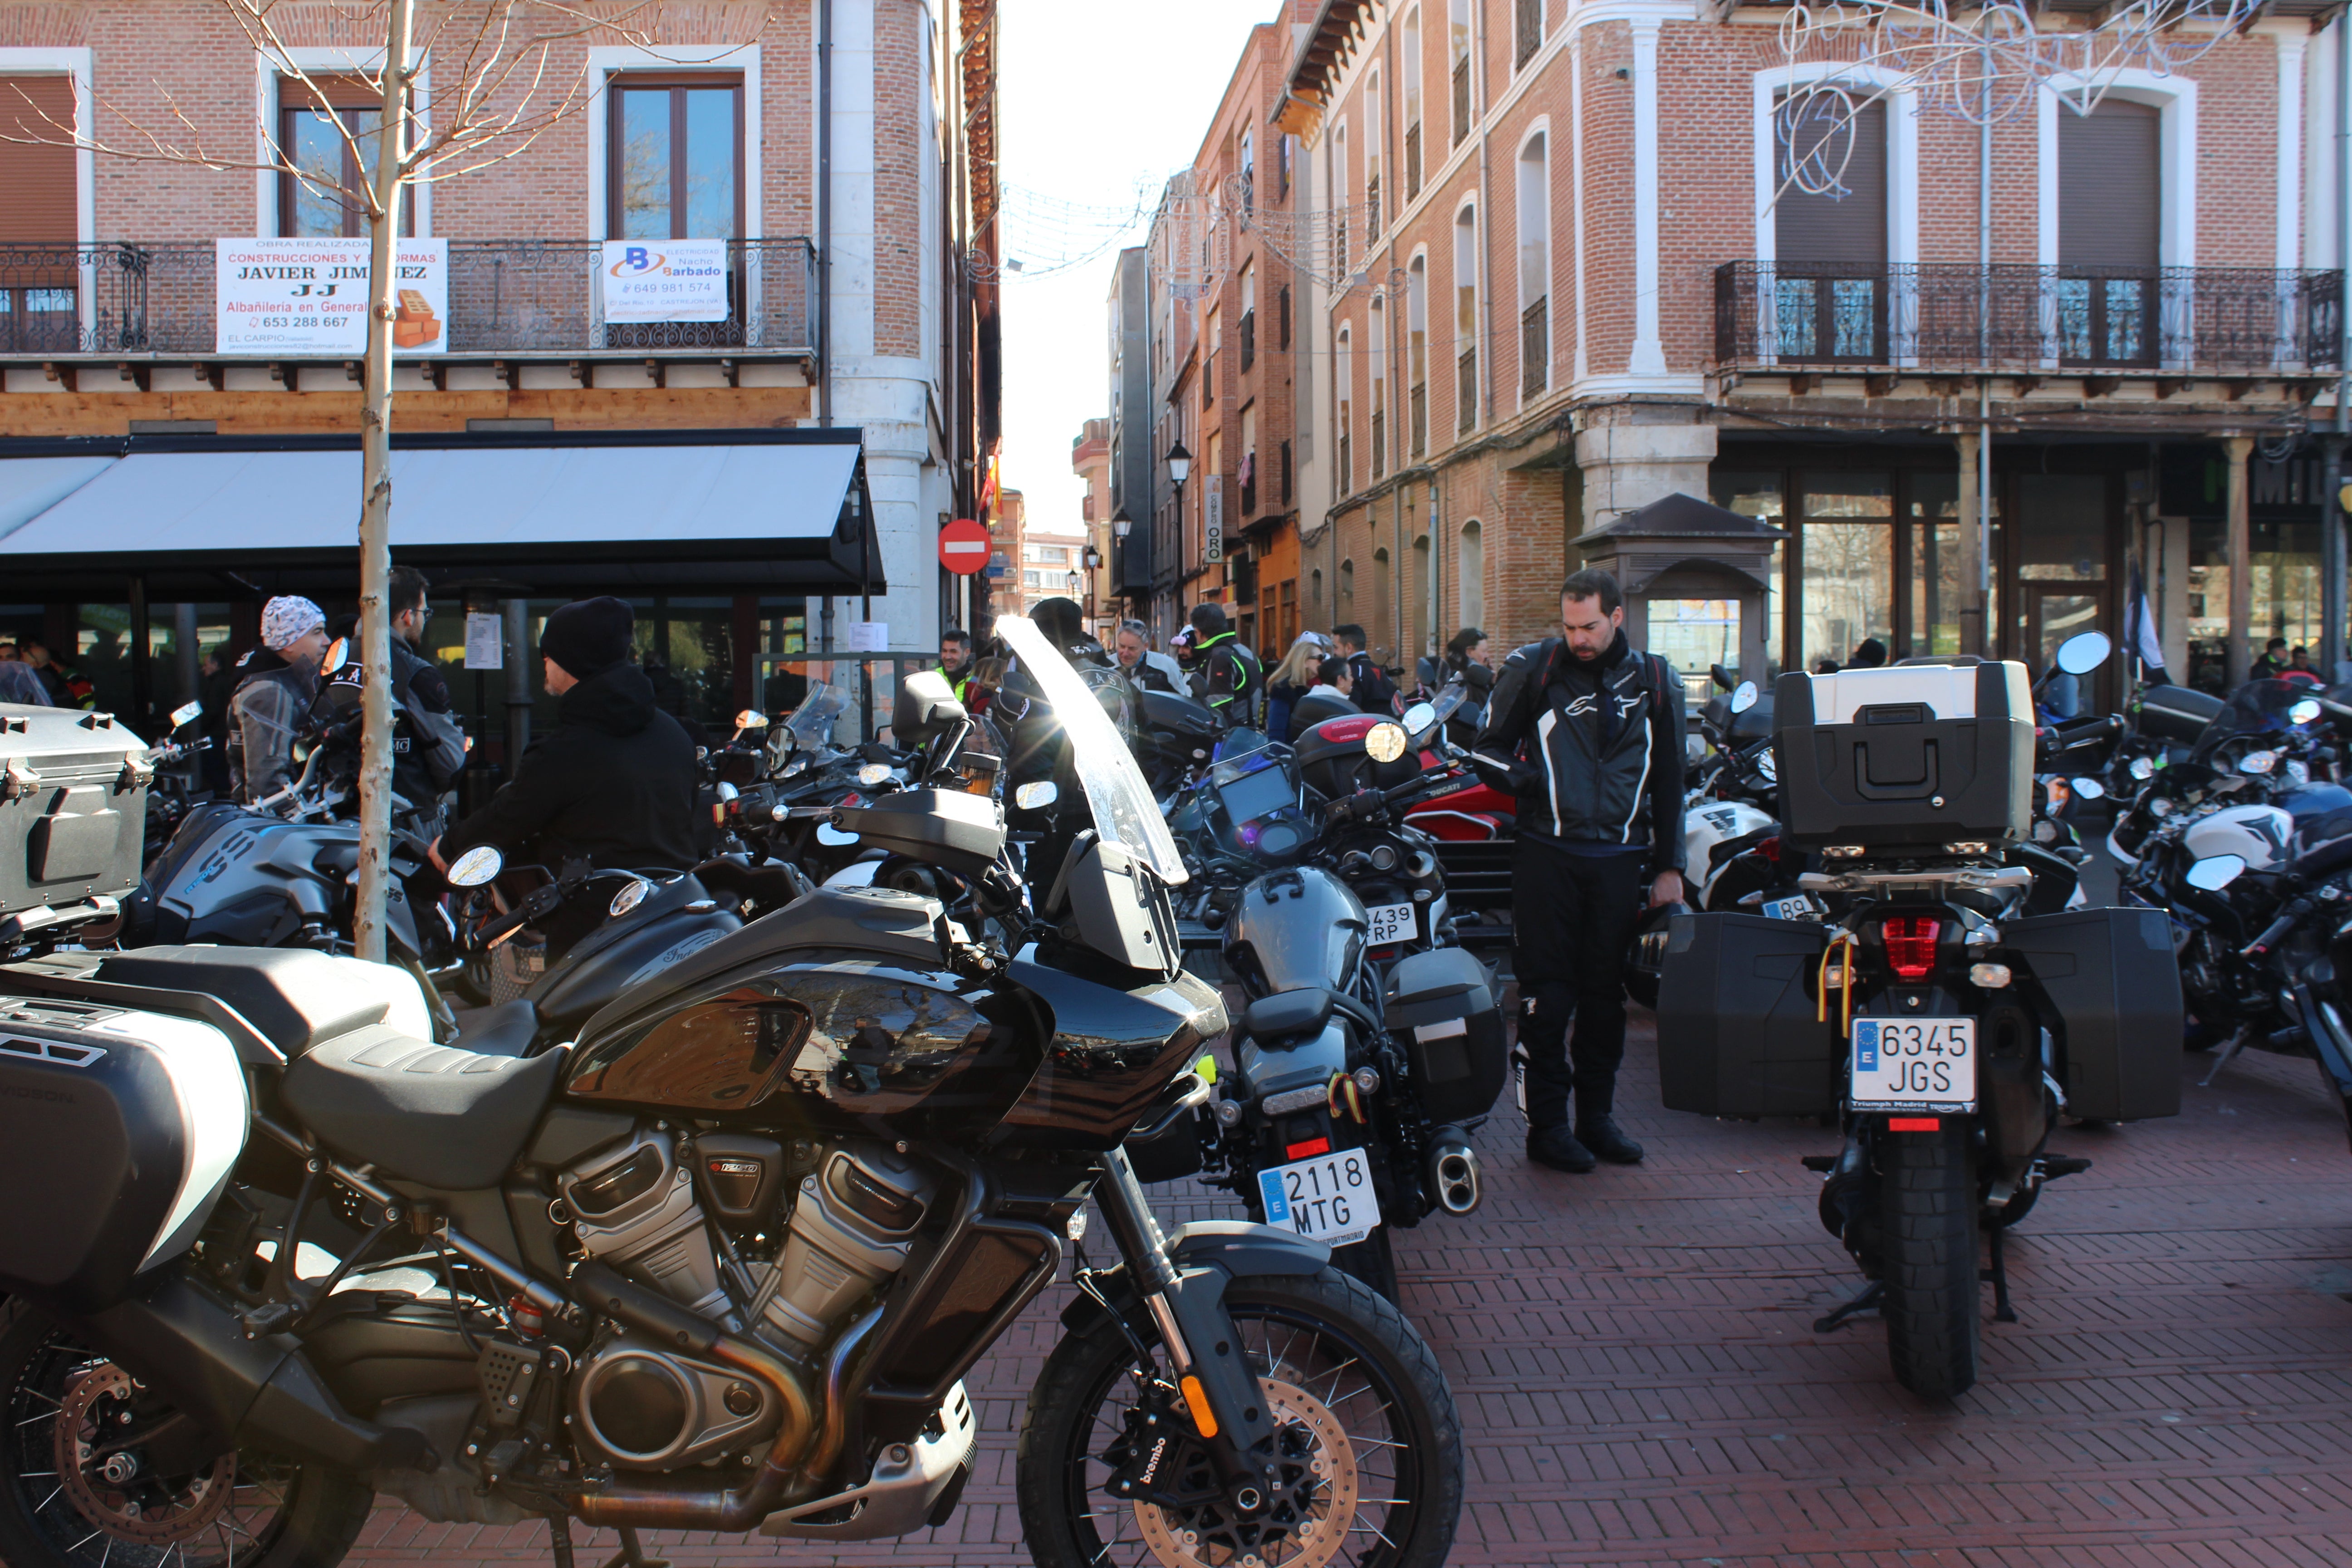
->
[0, 616, 1464, 1568]
[1143, 706, 1507, 1302]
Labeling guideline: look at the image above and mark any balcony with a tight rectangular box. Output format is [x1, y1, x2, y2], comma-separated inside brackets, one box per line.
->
[1240, 308, 1256, 373]
[0, 238, 819, 365]
[1713, 261, 2342, 378]
[1410, 380, 1428, 457]
[1521, 296, 1549, 399]
[1405, 123, 1423, 202]
[1456, 348, 1477, 434]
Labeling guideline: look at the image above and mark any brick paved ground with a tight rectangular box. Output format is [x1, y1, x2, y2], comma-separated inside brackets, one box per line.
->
[335, 1019, 2352, 1568]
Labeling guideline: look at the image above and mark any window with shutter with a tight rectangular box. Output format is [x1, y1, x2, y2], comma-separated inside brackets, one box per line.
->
[2057, 99, 2159, 366]
[0, 75, 80, 351]
[1772, 95, 1887, 363]
[280, 75, 415, 238]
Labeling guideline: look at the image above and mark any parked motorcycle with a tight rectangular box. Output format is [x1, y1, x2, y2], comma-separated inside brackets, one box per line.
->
[0, 614, 1465, 1568]
[1146, 705, 1509, 1302]
[1657, 632, 2180, 1400]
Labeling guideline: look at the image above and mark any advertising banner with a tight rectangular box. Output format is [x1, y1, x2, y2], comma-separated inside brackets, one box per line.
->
[215, 238, 447, 355]
[1205, 480, 1224, 563]
[600, 239, 730, 323]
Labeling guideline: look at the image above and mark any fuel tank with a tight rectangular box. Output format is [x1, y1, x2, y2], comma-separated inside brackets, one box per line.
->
[127, 803, 422, 957]
[530, 875, 742, 1027]
[1223, 867, 1368, 998]
[559, 885, 1222, 1148]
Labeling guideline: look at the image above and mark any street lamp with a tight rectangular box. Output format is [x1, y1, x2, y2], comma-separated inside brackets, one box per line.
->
[1110, 507, 1132, 541]
[1164, 443, 1191, 608]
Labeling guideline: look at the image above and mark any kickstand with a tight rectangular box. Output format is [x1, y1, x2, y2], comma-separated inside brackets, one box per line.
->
[598, 1526, 671, 1568]
[546, 1517, 576, 1568]
[2199, 1026, 2251, 1088]
[1813, 1280, 1883, 1333]
[1981, 1220, 2019, 1324]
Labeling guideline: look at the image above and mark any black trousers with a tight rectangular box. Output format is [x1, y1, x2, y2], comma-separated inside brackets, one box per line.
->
[1512, 838, 1648, 1132]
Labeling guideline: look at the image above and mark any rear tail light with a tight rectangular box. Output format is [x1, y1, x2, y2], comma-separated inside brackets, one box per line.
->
[1284, 1137, 1332, 1161]
[1755, 835, 1780, 862]
[1886, 1117, 1941, 1132]
[1882, 916, 1940, 981]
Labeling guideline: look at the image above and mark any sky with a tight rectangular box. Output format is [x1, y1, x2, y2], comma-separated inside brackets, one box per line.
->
[991, 0, 1283, 534]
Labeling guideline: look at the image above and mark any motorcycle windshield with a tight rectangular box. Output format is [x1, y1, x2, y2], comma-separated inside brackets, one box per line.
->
[2202, 679, 2317, 745]
[782, 683, 850, 752]
[997, 616, 1189, 885]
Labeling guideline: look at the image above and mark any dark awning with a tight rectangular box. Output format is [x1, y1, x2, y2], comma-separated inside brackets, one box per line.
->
[0, 429, 882, 599]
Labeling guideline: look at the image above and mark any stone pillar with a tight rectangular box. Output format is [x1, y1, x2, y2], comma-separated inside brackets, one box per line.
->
[1573, 408, 1716, 534]
[1955, 431, 1983, 657]
[2225, 435, 2254, 688]
[2157, 514, 2190, 678]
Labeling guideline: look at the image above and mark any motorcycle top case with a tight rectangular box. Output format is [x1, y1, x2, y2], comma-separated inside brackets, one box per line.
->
[1773, 662, 2034, 852]
[0, 706, 151, 921]
[2000, 906, 2183, 1122]
[0, 989, 248, 1311]
[1382, 946, 1507, 1124]
[1655, 912, 1838, 1118]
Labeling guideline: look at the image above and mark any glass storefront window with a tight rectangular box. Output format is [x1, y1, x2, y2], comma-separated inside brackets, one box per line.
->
[1709, 470, 1785, 676]
[637, 598, 736, 728]
[1799, 474, 1892, 670]
[75, 604, 134, 719]
[2017, 475, 2107, 582]
[1647, 598, 1740, 709]
[755, 598, 811, 716]
[149, 603, 235, 728]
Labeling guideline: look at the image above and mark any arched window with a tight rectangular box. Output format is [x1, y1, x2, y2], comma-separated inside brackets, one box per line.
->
[1368, 297, 1388, 479]
[1411, 533, 1432, 662]
[1341, 558, 1356, 615]
[1516, 132, 1550, 402]
[1311, 567, 1325, 609]
[1335, 323, 1354, 494]
[1452, 206, 1478, 435]
[1372, 547, 1392, 658]
[1459, 519, 1484, 630]
[1406, 255, 1428, 457]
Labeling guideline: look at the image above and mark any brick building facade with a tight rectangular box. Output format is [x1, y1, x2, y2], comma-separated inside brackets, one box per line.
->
[0, 0, 999, 738]
[1116, 0, 2349, 701]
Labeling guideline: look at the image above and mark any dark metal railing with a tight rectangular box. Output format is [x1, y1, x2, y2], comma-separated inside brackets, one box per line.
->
[1452, 59, 1472, 148]
[1371, 407, 1386, 479]
[1456, 348, 1477, 434]
[1406, 123, 1423, 202]
[0, 237, 818, 356]
[1240, 308, 1255, 372]
[1515, 0, 1542, 67]
[1410, 380, 1428, 457]
[1713, 260, 2342, 375]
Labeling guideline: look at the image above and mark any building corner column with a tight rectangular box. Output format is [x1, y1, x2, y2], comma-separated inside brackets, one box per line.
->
[1628, 15, 1666, 377]
[1955, 430, 1984, 656]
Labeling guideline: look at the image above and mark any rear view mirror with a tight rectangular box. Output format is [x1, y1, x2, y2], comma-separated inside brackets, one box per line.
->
[1399, 702, 1438, 741]
[893, 669, 966, 743]
[2185, 853, 2245, 891]
[1364, 722, 1408, 764]
[169, 700, 203, 729]
[2069, 775, 2106, 800]
[1710, 663, 1735, 692]
[1015, 780, 1059, 810]
[2291, 697, 2323, 726]
[1730, 681, 1759, 715]
[815, 822, 860, 848]
[323, 637, 350, 673]
[446, 844, 503, 887]
[735, 709, 768, 731]
[2055, 630, 2112, 676]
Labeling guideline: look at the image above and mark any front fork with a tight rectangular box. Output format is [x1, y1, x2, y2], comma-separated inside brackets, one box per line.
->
[1091, 1149, 1283, 1518]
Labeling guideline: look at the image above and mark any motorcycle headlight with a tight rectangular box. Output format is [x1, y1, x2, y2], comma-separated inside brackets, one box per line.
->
[2240, 749, 2279, 775]
[1756, 751, 1778, 782]
[2131, 756, 2156, 781]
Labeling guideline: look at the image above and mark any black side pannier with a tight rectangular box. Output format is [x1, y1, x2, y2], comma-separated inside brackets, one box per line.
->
[1, 706, 151, 933]
[2002, 906, 2183, 1122]
[1774, 662, 2034, 853]
[2135, 683, 2226, 747]
[1655, 912, 1839, 1118]
[1384, 947, 1507, 1124]
[0, 995, 248, 1312]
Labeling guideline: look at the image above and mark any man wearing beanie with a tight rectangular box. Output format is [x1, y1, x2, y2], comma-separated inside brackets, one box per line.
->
[438, 596, 698, 876]
[229, 595, 329, 803]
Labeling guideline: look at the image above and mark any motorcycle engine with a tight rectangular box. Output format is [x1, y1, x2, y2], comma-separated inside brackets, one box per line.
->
[557, 1131, 934, 1470]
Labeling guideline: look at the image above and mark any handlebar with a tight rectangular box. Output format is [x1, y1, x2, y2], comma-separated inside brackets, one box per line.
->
[1325, 766, 1470, 825]
[2243, 886, 2342, 958]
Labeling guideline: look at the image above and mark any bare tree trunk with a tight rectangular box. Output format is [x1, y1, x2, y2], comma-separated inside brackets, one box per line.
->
[354, 0, 414, 965]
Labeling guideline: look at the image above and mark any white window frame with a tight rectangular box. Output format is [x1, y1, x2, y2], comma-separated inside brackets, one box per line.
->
[585, 45, 764, 241]
[2037, 71, 2195, 369]
[1751, 64, 1920, 365]
[256, 46, 434, 239]
[1515, 119, 1552, 402]
[0, 48, 94, 342]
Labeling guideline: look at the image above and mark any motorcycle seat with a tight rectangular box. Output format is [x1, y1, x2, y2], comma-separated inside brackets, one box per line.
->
[280, 1027, 568, 1190]
[458, 999, 539, 1058]
[1240, 987, 1377, 1045]
[91, 946, 431, 1057]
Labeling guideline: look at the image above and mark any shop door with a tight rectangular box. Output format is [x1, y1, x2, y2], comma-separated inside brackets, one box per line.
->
[2025, 586, 2107, 717]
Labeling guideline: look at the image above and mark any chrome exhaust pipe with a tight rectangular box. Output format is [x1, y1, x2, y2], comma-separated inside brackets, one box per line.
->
[1427, 1128, 1481, 1215]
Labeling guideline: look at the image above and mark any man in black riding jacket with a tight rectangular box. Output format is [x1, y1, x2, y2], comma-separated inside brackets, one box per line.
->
[437, 597, 698, 873]
[1473, 568, 1686, 1175]
[1189, 601, 1262, 727]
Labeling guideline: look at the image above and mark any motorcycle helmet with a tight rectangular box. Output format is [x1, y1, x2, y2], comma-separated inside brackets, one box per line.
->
[1169, 627, 1199, 670]
[1029, 596, 1103, 664]
[1625, 900, 1692, 1011]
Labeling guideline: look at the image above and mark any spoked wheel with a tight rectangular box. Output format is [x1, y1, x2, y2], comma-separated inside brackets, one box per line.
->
[1017, 1269, 1462, 1568]
[0, 1299, 372, 1568]
[1877, 1122, 1982, 1401]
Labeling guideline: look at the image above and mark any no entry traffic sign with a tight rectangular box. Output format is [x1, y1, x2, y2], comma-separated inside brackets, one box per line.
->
[939, 517, 990, 575]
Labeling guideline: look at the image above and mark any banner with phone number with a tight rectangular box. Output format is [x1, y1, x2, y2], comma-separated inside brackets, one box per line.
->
[215, 238, 448, 355]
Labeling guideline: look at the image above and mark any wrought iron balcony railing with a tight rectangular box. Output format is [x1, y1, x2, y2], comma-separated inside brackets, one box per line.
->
[1713, 261, 2342, 377]
[0, 237, 818, 357]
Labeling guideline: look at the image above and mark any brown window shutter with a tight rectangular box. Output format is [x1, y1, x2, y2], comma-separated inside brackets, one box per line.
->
[281, 73, 381, 111]
[2059, 100, 2159, 270]
[1774, 98, 1887, 267]
[0, 76, 77, 246]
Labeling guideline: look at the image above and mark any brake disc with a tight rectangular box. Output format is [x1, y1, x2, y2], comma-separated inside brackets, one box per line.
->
[1133, 1376, 1359, 1568]
[53, 1363, 236, 1546]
